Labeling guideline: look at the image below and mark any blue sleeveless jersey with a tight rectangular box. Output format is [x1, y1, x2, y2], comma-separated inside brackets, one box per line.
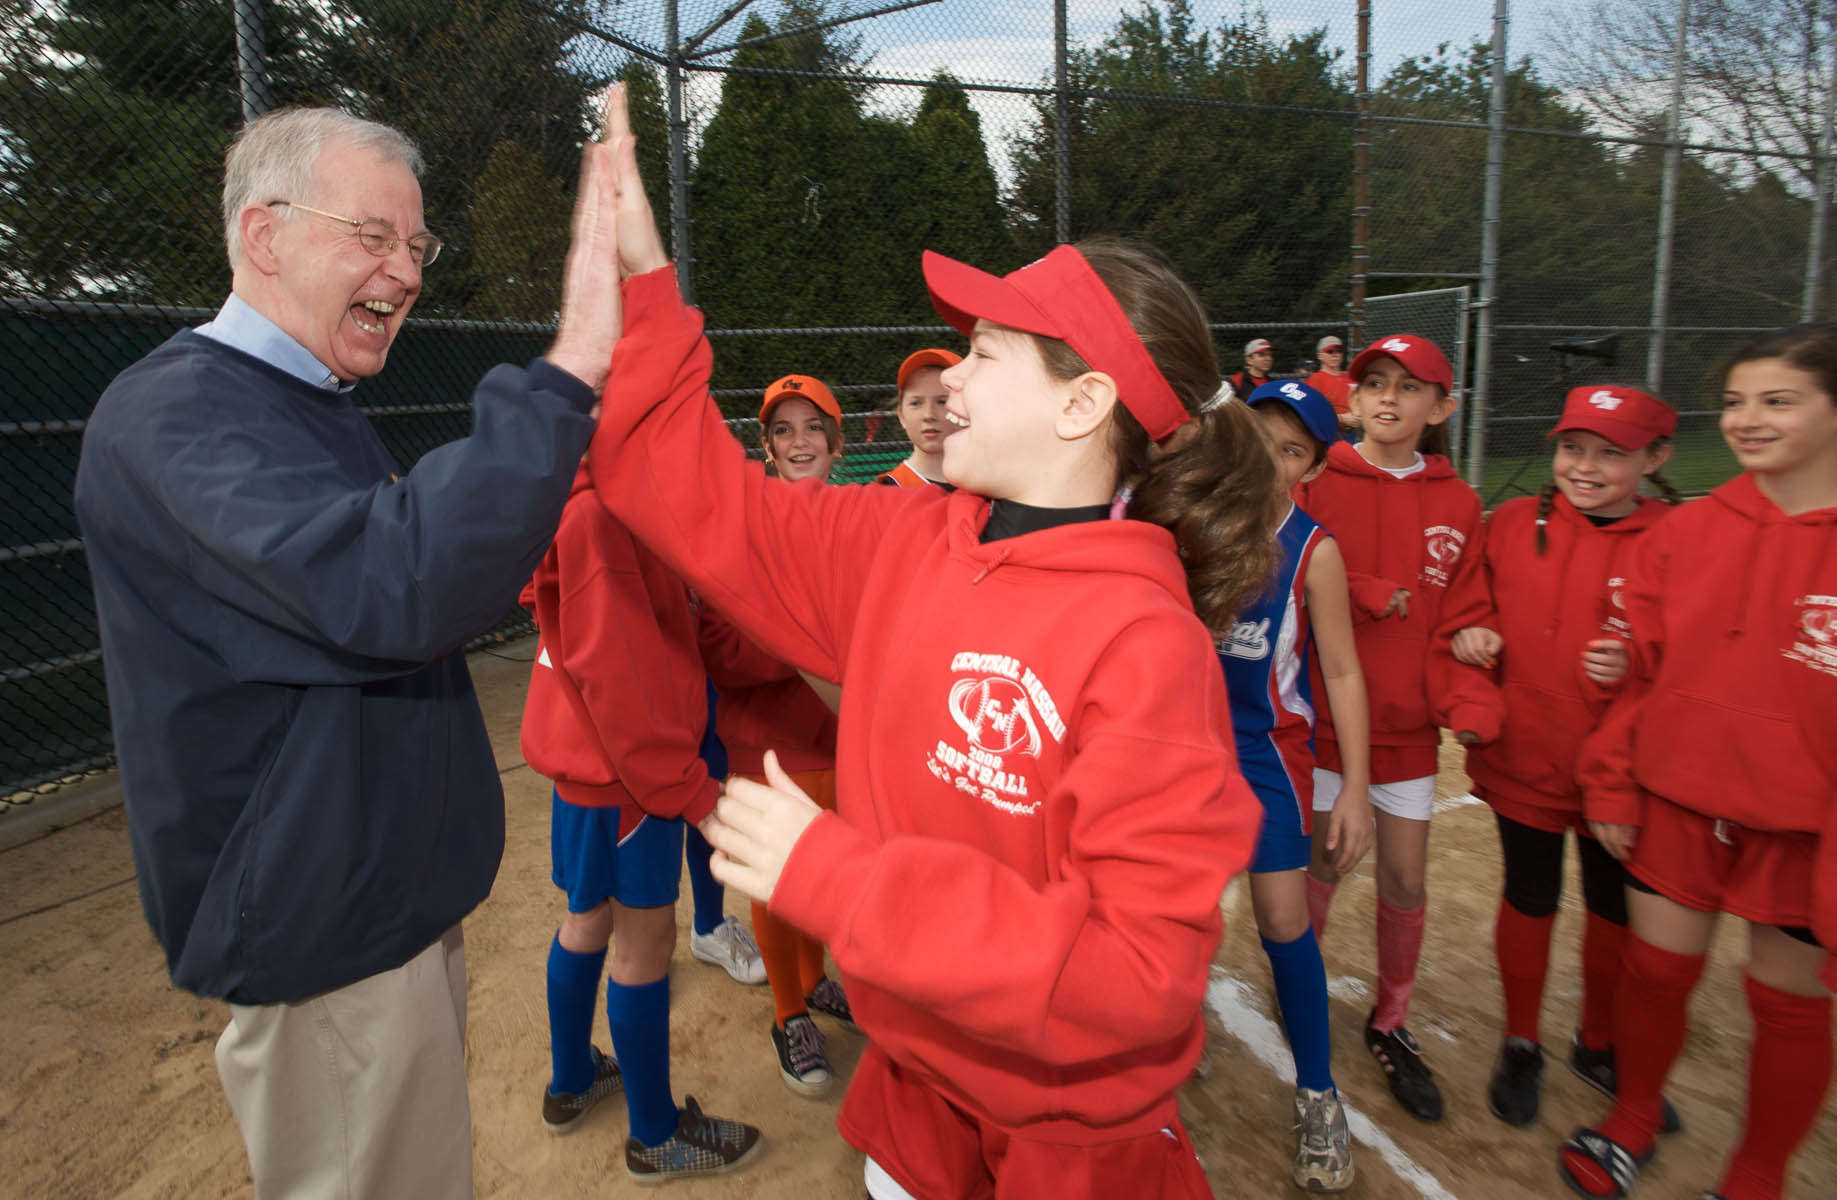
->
[1217, 504, 1328, 837]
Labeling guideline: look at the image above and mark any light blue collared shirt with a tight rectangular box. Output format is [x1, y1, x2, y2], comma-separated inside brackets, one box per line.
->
[195, 293, 356, 393]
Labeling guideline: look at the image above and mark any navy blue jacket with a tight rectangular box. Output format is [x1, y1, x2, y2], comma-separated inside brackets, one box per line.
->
[75, 331, 595, 1003]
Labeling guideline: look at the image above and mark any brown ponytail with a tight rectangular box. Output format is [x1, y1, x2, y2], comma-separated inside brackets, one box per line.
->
[1034, 238, 1282, 634]
[1533, 483, 1558, 555]
[1418, 416, 1451, 458]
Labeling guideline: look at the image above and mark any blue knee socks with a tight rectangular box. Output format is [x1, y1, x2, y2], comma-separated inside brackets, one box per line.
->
[1263, 929, 1335, 1093]
[607, 975, 678, 1146]
[546, 935, 606, 1096]
[684, 824, 725, 938]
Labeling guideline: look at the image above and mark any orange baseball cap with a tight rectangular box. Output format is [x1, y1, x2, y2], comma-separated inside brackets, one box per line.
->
[896, 348, 962, 392]
[1551, 385, 1677, 450]
[759, 374, 841, 425]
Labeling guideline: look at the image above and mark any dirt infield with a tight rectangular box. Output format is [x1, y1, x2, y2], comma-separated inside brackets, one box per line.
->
[1, 642, 1830, 1198]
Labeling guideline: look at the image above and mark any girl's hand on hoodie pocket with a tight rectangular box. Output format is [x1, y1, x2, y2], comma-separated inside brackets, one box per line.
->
[1380, 588, 1411, 620]
[703, 749, 822, 905]
[1451, 626, 1501, 667]
[1581, 638, 1629, 687]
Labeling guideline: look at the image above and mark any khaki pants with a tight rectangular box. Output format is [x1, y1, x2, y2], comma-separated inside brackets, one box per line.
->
[215, 925, 473, 1199]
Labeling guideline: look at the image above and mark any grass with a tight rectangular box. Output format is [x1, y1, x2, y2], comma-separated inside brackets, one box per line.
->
[1470, 424, 1736, 507]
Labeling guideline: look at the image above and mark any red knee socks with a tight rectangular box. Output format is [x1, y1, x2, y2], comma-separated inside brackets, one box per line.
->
[1715, 976, 1833, 1200]
[1306, 873, 1336, 940]
[1372, 897, 1426, 1032]
[1560, 934, 1704, 1197]
[1495, 898, 1555, 1044]
[1578, 910, 1627, 1052]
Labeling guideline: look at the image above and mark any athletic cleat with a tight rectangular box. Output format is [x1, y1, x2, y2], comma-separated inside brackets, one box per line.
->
[542, 1045, 622, 1134]
[1558, 1125, 1652, 1199]
[624, 1095, 762, 1184]
[1363, 1011, 1444, 1122]
[805, 976, 857, 1030]
[1567, 1033, 1682, 1135]
[1488, 1038, 1545, 1127]
[772, 1014, 833, 1097]
[689, 917, 767, 985]
[1291, 1086, 1355, 1192]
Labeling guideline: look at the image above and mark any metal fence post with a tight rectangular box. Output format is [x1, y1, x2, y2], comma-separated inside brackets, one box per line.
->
[1054, 0, 1071, 246]
[1803, 11, 1837, 321]
[667, 0, 695, 302]
[1468, 0, 1509, 489]
[233, 0, 273, 123]
[1350, 0, 1371, 348]
[1647, 0, 1689, 390]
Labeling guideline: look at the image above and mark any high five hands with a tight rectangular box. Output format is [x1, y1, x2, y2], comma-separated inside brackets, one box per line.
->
[544, 83, 672, 391]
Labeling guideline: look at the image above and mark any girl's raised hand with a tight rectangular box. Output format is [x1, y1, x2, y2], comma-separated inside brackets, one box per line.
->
[600, 82, 670, 280]
[544, 99, 621, 391]
[1581, 638, 1629, 687]
[702, 750, 824, 905]
[1451, 626, 1502, 668]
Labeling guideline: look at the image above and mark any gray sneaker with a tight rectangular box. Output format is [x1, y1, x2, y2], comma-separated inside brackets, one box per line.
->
[1292, 1086, 1355, 1193]
[773, 1013, 833, 1097]
[624, 1095, 763, 1185]
[804, 976, 856, 1030]
[541, 1046, 622, 1134]
[689, 917, 767, 985]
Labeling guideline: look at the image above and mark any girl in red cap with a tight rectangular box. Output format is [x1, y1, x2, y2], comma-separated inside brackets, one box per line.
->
[1558, 326, 1837, 1200]
[585, 86, 1277, 1198]
[1427, 385, 1682, 1132]
[1295, 333, 1485, 1123]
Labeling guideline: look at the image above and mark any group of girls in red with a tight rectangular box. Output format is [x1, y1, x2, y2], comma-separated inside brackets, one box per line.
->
[521, 83, 1833, 1200]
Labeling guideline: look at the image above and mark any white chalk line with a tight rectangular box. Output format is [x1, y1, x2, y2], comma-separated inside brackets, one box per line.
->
[1204, 968, 1462, 1200]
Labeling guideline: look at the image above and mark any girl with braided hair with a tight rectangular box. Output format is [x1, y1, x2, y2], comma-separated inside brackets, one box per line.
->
[1429, 385, 1681, 1132]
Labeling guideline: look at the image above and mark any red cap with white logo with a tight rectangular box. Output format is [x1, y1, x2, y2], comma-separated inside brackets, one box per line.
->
[1349, 334, 1454, 394]
[1551, 384, 1677, 450]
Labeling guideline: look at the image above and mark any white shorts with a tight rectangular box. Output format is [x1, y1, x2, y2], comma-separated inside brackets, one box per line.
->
[1312, 768, 1436, 822]
[866, 1157, 920, 1200]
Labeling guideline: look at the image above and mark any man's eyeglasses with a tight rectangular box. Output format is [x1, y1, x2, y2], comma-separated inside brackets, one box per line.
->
[1322, 346, 1345, 354]
[272, 201, 442, 267]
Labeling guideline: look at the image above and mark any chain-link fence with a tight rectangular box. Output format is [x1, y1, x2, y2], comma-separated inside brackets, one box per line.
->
[4, 0, 1832, 799]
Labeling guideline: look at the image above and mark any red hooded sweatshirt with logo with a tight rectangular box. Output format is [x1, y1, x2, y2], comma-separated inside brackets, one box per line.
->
[518, 459, 720, 824]
[1297, 440, 1487, 767]
[697, 606, 837, 778]
[1577, 473, 1837, 983]
[585, 266, 1260, 1145]
[1428, 491, 1672, 816]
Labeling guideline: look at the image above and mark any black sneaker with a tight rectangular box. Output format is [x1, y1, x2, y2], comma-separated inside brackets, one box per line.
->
[772, 1014, 833, 1097]
[1363, 1011, 1444, 1122]
[624, 1095, 763, 1184]
[541, 1045, 622, 1134]
[1567, 1032, 1683, 1135]
[1487, 1038, 1544, 1127]
[805, 976, 857, 1030]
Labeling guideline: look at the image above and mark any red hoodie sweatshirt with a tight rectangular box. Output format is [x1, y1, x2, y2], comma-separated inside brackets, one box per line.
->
[1429, 491, 1672, 816]
[1298, 441, 1486, 763]
[518, 459, 720, 825]
[1578, 474, 1837, 979]
[586, 267, 1260, 1143]
[697, 606, 838, 777]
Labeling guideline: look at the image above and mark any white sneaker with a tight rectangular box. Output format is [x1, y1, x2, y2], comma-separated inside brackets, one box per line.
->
[689, 917, 766, 985]
[1292, 1086, 1355, 1192]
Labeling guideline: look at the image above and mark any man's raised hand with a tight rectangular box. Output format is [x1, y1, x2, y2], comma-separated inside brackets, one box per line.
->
[545, 86, 622, 391]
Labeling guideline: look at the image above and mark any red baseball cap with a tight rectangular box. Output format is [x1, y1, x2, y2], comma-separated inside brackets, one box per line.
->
[921, 246, 1189, 442]
[1551, 385, 1677, 450]
[896, 348, 961, 392]
[1244, 337, 1273, 356]
[759, 374, 841, 425]
[1350, 334, 1454, 394]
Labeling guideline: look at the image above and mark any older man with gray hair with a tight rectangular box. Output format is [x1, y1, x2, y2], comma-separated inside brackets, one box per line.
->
[74, 103, 624, 1196]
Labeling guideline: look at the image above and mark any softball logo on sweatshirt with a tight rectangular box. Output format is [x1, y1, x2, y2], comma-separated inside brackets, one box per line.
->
[1785, 594, 1837, 678]
[1421, 525, 1468, 588]
[927, 652, 1068, 816]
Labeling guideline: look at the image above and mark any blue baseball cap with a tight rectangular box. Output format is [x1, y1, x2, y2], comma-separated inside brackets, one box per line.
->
[1247, 378, 1338, 447]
